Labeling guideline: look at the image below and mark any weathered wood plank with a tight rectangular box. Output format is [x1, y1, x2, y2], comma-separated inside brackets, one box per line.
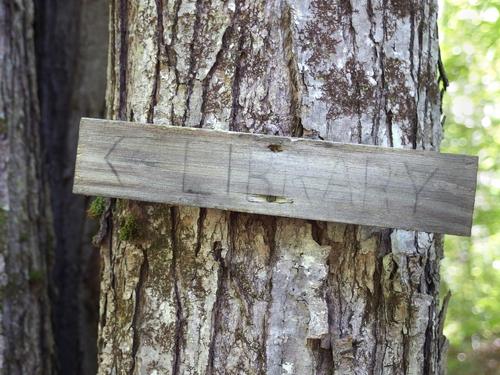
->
[73, 118, 478, 236]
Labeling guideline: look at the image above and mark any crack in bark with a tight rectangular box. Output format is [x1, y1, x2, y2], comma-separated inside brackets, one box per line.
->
[108, 200, 116, 296]
[381, 0, 394, 148]
[182, 0, 205, 127]
[401, 295, 412, 373]
[370, 236, 387, 374]
[409, 2, 419, 149]
[167, 0, 182, 123]
[107, 202, 119, 369]
[417, 3, 427, 150]
[199, 22, 232, 128]
[170, 206, 183, 375]
[261, 216, 278, 374]
[281, 3, 303, 138]
[347, 2, 364, 144]
[423, 301, 435, 374]
[422, 5, 435, 150]
[205, 238, 227, 375]
[367, 0, 382, 145]
[206, 211, 238, 375]
[194, 207, 207, 257]
[147, 0, 165, 123]
[128, 249, 149, 375]
[228, 0, 244, 132]
[387, 110, 394, 147]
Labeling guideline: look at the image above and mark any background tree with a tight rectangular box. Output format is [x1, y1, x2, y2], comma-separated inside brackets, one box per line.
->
[98, 1, 448, 374]
[34, 0, 108, 373]
[0, 1, 55, 373]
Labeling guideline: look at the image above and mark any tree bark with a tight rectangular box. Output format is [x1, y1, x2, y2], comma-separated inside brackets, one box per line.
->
[99, 1, 448, 374]
[0, 1, 55, 373]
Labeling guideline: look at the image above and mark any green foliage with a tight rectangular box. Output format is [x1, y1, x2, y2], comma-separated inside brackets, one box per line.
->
[87, 196, 106, 218]
[440, 0, 500, 372]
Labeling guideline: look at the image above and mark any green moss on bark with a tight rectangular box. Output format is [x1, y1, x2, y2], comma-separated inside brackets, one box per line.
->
[0, 117, 6, 135]
[118, 214, 138, 241]
[87, 196, 106, 218]
[29, 270, 44, 284]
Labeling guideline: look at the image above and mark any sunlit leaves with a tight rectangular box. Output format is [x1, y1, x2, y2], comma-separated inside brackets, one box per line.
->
[439, 0, 500, 372]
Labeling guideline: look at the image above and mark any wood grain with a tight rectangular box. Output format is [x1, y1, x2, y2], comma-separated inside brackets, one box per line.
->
[73, 118, 478, 236]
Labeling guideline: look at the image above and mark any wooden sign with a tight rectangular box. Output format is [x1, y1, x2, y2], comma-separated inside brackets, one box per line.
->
[73, 118, 478, 236]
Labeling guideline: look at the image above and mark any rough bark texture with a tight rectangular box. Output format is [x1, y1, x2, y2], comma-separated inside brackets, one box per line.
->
[34, 0, 109, 373]
[99, 1, 449, 374]
[0, 0, 55, 373]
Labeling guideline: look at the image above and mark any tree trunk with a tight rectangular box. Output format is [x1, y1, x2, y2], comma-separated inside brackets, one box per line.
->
[99, 1, 448, 374]
[0, 1, 55, 373]
[35, 0, 109, 373]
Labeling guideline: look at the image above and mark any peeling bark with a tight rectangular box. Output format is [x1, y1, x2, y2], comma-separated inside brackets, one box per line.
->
[99, 1, 448, 374]
[0, 0, 55, 373]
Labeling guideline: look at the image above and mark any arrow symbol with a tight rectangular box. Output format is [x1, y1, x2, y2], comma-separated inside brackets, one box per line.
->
[105, 136, 124, 185]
